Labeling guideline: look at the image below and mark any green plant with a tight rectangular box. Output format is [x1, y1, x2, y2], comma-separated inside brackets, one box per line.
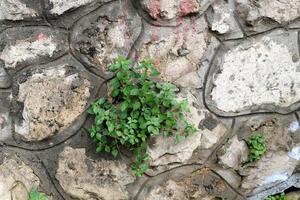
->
[246, 132, 267, 162]
[264, 193, 287, 200]
[88, 57, 196, 176]
[28, 188, 47, 200]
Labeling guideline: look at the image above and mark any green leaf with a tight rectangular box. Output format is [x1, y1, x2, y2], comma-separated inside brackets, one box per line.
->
[130, 88, 139, 96]
[120, 101, 128, 111]
[112, 148, 118, 157]
[133, 101, 141, 110]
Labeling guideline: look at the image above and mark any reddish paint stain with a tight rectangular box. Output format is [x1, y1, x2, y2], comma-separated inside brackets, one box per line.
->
[37, 33, 48, 41]
[148, 0, 161, 20]
[179, 0, 197, 17]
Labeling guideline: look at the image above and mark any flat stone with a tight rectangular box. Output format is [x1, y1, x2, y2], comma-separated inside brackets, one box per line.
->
[0, 27, 68, 70]
[0, 159, 40, 200]
[0, 66, 11, 88]
[140, 0, 201, 21]
[71, 0, 142, 77]
[205, 29, 300, 116]
[206, 0, 244, 39]
[56, 147, 135, 200]
[236, 0, 300, 34]
[147, 90, 229, 169]
[14, 64, 91, 141]
[218, 135, 249, 170]
[0, 0, 39, 21]
[135, 16, 219, 88]
[214, 167, 242, 188]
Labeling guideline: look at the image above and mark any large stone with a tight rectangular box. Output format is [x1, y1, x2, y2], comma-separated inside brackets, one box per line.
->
[140, 0, 202, 20]
[71, 0, 142, 77]
[236, 0, 300, 33]
[0, 91, 11, 141]
[240, 152, 298, 193]
[147, 91, 228, 168]
[0, 159, 40, 200]
[56, 147, 135, 200]
[0, 27, 68, 70]
[135, 16, 219, 88]
[0, 0, 39, 21]
[205, 30, 300, 116]
[0, 66, 11, 89]
[14, 64, 91, 141]
[218, 135, 249, 170]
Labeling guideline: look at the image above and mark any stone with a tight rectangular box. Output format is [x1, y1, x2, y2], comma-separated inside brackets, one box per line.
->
[144, 179, 214, 200]
[56, 147, 135, 200]
[0, 67, 11, 88]
[0, 27, 68, 70]
[47, 0, 95, 15]
[286, 191, 300, 200]
[0, 0, 38, 21]
[0, 159, 40, 200]
[147, 91, 228, 168]
[240, 152, 298, 193]
[236, 0, 300, 33]
[140, 0, 201, 20]
[14, 65, 91, 141]
[0, 92, 11, 141]
[214, 168, 242, 188]
[218, 135, 249, 170]
[206, 0, 244, 39]
[206, 30, 300, 115]
[135, 16, 219, 87]
[71, 0, 142, 77]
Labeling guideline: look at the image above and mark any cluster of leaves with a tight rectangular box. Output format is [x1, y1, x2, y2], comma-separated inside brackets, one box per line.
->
[88, 57, 196, 176]
[246, 132, 267, 162]
[265, 193, 287, 200]
[28, 188, 47, 200]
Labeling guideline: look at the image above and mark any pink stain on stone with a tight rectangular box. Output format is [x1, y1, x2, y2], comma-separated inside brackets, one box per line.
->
[148, 0, 161, 20]
[179, 0, 198, 17]
[36, 32, 48, 41]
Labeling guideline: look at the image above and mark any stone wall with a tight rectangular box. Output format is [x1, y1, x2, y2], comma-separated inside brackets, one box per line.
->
[0, 0, 300, 199]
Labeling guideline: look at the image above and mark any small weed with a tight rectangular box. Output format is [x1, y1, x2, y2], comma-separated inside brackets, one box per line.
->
[88, 57, 196, 176]
[246, 132, 267, 162]
[264, 193, 287, 200]
[28, 188, 47, 200]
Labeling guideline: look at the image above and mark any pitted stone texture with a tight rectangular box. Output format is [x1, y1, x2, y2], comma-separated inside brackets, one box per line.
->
[0, 67, 11, 88]
[240, 152, 298, 193]
[0, 27, 68, 70]
[145, 179, 214, 200]
[0, 92, 11, 141]
[56, 147, 134, 200]
[71, 0, 142, 77]
[206, 0, 244, 39]
[218, 135, 248, 170]
[135, 16, 219, 88]
[147, 91, 228, 169]
[236, 0, 300, 33]
[0, 159, 40, 200]
[47, 0, 96, 15]
[14, 65, 91, 141]
[0, 0, 38, 21]
[205, 30, 300, 116]
[140, 0, 203, 21]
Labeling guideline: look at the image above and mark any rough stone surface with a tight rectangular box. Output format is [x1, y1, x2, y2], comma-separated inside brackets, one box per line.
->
[236, 0, 300, 33]
[140, 0, 201, 21]
[56, 147, 135, 200]
[240, 152, 298, 193]
[48, 0, 95, 15]
[218, 135, 249, 170]
[0, 27, 68, 70]
[0, 0, 38, 21]
[0, 159, 40, 200]
[71, 0, 142, 77]
[0, 92, 11, 141]
[14, 65, 91, 141]
[135, 16, 219, 87]
[207, 30, 300, 115]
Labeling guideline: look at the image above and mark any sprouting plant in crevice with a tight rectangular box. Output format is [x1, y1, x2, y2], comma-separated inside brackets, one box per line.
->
[264, 192, 287, 200]
[88, 56, 197, 176]
[28, 188, 47, 200]
[246, 132, 267, 162]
